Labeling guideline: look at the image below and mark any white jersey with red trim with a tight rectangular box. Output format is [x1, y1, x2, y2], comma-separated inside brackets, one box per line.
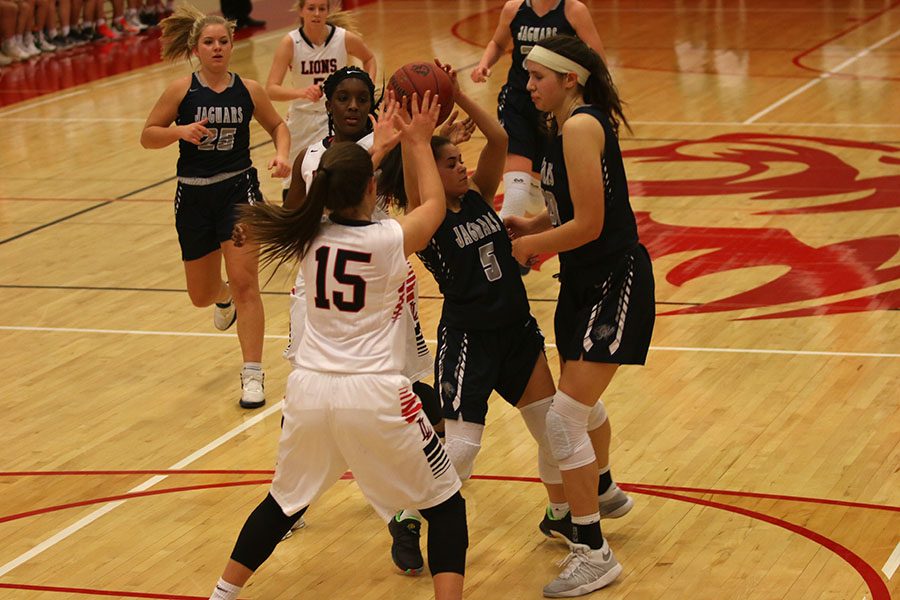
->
[288, 25, 348, 119]
[296, 217, 414, 374]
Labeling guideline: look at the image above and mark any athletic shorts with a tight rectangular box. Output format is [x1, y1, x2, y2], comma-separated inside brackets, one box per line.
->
[270, 369, 461, 517]
[497, 84, 542, 170]
[174, 167, 262, 261]
[284, 108, 329, 190]
[435, 316, 545, 425]
[555, 244, 656, 364]
[284, 272, 433, 382]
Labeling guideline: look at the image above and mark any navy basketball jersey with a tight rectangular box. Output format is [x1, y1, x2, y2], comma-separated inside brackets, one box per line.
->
[508, 0, 576, 91]
[176, 72, 254, 178]
[540, 105, 639, 271]
[417, 190, 530, 330]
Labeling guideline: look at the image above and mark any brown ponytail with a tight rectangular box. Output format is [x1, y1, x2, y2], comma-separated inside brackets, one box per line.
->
[240, 142, 374, 274]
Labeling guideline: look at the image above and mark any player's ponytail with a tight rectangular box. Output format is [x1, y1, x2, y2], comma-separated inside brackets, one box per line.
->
[534, 35, 629, 135]
[240, 142, 374, 274]
[160, 4, 235, 62]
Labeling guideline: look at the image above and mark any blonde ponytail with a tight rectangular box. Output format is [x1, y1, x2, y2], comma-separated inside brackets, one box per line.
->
[160, 3, 236, 62]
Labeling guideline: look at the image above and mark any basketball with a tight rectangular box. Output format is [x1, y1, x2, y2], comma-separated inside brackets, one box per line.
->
[388, 62, 455, 125]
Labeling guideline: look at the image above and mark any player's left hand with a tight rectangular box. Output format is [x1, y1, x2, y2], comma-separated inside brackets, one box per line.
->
[371, 91, 402, 155]
[434, 59, 460, 92]
[439, 110, 475, 145]
[269, 157, 291, 178]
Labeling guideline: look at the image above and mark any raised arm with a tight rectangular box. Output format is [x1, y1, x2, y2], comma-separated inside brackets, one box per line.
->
[398, 93, 445, 257]
[140, 76, 203, 149]
[435, 60, 507, 200]
[246, 79, 291, 178]
[345, 31, 377, 82]
[470, 0, 516, 83]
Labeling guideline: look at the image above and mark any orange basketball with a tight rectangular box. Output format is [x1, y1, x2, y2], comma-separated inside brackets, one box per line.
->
[388, 62, 455, 125]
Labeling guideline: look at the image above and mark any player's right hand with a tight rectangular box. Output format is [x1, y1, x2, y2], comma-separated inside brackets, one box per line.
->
[303, 84, 324, 102]
[179, 118, 211, 145]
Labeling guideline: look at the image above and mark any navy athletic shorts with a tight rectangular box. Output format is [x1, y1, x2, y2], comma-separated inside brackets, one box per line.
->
[554, 244, 656, 365]
[436, 315, 545, 425]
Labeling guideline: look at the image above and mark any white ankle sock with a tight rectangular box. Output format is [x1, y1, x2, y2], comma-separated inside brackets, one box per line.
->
[548, 501, 570, 519]
[398, 508, 421, 521]
[210, 577, 241, 600]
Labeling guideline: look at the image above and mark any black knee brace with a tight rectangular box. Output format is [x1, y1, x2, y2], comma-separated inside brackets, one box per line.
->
[413, 381, 442, 428]
[419, 491, 467, 575]
[230, 493, 306, 572]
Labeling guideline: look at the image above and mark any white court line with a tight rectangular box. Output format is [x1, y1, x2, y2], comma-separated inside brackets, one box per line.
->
[0, 400, 283, 578]
[744, 28, 900, 124]
[883, 541, 900, 580]
[1, 325, 898, 358]
[0, 89, 87, 117]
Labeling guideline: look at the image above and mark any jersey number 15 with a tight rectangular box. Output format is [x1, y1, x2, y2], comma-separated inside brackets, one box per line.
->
[314, 246, 372, 312]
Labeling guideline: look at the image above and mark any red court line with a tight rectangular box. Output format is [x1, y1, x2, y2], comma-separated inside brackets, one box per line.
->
[628, 485, 892, 600]
[2, 472, 892, 598]
[0, 583, 206, 599]
[792, 0, 900, 80]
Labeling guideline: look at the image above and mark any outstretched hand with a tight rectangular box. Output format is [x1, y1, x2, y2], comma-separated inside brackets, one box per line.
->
[470, 65, 491, 83]
[370, 90, 403, 155]
[434, 58, 460, 93]
[439, 110, 476, 145]
[393, 91, 440, 144]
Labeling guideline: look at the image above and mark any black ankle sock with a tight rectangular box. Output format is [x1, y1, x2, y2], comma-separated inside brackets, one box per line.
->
[598, 469, 613, 496]
[571, 521, 604, 549]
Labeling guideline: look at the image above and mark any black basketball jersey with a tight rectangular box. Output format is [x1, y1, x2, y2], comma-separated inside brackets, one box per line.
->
[507, 0, 576, 92]
[540, 105, 639, 272]
[417, 190, 531, 330]
[176, 73, 254, 178]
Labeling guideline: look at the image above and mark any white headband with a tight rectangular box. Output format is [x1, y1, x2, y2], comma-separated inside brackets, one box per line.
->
[526, 45, 590, 85]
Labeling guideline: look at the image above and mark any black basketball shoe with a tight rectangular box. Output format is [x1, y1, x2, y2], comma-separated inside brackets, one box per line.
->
[388, 512, 424, 575]
[539, 507, 575, 547]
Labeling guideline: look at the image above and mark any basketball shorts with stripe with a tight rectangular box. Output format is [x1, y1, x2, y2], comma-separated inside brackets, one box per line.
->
[270, 369, 461, 517]
[497, 84, 543, 170]
[435, 316, 545, 425]
[555, 244, 656, 365]
[174, 167, 262, 261]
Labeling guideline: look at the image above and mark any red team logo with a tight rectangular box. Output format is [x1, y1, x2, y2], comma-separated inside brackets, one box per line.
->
[527, 133, 900, 319]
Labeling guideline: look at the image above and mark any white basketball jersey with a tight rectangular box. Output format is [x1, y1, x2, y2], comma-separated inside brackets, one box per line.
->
[288, 25, 348, 118]
[296, 218, 412, 374]
[299, 132, 374, 192]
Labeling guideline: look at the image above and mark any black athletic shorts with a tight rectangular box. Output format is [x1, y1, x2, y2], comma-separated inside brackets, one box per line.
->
[497, 84, 543, 170]
[555, 244, 656, 365]
[435, 316, 545, 425]
[174, 167, 263, 261]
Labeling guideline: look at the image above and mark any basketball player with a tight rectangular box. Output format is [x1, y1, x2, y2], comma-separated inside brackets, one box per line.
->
[208, 93, 468, 600]
[504, 35, 656, 596]
[378, 60, 633, 577]
[140, 4, 290, 409]
[265, 0, 376, 199]
[470, 1, 605, 241]
[274, 68, 444, 544]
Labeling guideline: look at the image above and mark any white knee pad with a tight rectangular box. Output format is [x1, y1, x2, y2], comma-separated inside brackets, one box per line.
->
[587, 399, 608, 431]
[527, 176, 546, 215]
[499, 171, 533, 220]
[518, 397, 562, 484]
[444, 418, 484, 481]
[546, 393, 596, 471]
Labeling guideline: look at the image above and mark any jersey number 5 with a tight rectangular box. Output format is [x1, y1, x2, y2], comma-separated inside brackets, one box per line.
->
[314, 246, 372, 312]
[479, 242, 502, 282]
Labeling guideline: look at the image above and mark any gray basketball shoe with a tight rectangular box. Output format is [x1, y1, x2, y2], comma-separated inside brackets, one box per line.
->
[599, 485, 634, 519]
[543, 541, 622, 598]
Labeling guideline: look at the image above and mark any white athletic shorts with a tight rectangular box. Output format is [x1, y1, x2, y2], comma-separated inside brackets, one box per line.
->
[283, 109, 329, 190]
[284, 273, 433, 382]
[270, 369, 461, 518]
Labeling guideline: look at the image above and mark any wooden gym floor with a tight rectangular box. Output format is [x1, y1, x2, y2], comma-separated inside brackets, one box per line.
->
[0, 1, 898, 598]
